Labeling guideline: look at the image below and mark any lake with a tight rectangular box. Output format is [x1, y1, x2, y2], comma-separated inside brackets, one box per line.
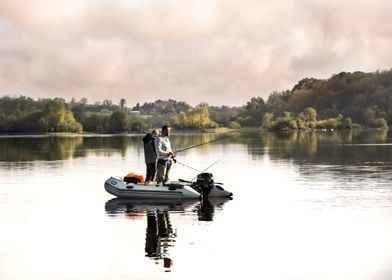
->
[1, 130, 392, 280]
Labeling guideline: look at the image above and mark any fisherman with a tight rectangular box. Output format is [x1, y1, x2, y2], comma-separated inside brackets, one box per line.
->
[155, 125, 176, 186]
[143, 129, 159, 185]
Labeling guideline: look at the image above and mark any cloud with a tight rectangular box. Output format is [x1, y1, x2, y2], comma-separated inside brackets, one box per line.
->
[0, 0, 392, 106]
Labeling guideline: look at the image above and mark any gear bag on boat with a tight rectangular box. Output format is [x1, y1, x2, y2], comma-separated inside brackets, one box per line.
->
[124, 172, 145, 184]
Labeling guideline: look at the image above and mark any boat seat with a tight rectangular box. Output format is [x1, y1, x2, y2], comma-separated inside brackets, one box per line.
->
[165, 183, 185, 190]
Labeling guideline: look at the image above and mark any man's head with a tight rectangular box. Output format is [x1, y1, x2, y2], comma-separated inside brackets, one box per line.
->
[151, 129, 159, 136]
[162, 125, 171, 137]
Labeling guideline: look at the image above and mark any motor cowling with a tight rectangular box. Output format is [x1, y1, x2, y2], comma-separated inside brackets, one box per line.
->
[196, 173, 214, 197]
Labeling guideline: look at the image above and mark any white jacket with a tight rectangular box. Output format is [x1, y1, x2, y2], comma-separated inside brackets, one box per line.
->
[155, 136, 172, 160]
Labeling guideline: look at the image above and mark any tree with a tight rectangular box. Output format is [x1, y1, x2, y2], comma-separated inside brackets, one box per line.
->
[266, 91, 290, 116]
[129, 117, 148, 132]
[185, 104, 216, 129]
[302, 107, 317, 122]
[39, 99, 82, 132]
[82, 113, 109, 132]
[342, 117, 352, 129]
[228, 121, 241, 129]
[292, 78, 322, 91]
[109, 110, 129, 132]
[241, 96, 266, 126]
[364, 106, 388, 129]
[271, 112, 297, 131]
[80, 97, 88, 105]
[133, 102, 141, 111]
[103, 99, 112, 106]
[261, 112, 274, 129]
[120, 98, 126, 109]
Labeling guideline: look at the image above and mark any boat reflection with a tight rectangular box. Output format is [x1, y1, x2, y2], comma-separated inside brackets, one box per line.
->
[104, 197, 232, 271]
[104, 198, 198, 218]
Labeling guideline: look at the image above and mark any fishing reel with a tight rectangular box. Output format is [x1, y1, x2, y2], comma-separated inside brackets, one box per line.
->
[195, 173, 214, 197]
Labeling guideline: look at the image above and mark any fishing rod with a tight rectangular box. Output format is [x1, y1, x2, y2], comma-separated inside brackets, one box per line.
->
[173, 133, 238, 154]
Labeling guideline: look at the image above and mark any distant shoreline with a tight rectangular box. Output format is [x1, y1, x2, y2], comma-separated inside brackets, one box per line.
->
[0, 127, 390, 137]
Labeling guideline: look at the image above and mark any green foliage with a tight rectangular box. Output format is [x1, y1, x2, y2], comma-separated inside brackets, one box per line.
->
[173, 104, 217, 130]
[239, 97, 266, 126]
[109, 110, 129, 132]
[302, 107, 317, 122]
[271, 112, 297, 131]
[82, 113, 110, 133]
[209, 105, 241, 127]
[366, 117, 388, 129]
[342, 117, 353, 129]
[261, 112, 274, 130]
[266, 91, 290, 116]
[129, 117, 149, 132]
[1, 68, 392, 133]
[135, 99, 191, 114]
[261, 108, 353, 131]
[316, 118, 339, 130]
[363, 106, 388, 129]
[228, 121, 241, 129]
[261, 70, 392, 129]
[39, 99, 82, 133]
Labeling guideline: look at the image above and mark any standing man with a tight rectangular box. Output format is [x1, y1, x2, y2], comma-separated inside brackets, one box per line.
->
[155, 125, 175, 186]
[143, 129, 159, 185]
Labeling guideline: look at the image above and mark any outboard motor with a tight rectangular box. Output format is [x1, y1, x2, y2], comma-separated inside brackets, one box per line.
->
[196, 173, 214, 197]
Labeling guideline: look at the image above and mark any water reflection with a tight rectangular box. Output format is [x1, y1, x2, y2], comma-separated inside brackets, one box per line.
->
[104, 198, 198, 217]
[0, 133, 225, 162]
[241, 130, 392, 166]
[2, 130, 392, 279]
[2, 130, 390, 180]
[196, 197, 233, 222]
[145, 210, 175, 272]
[0, 136, 84, 161]
[104, 197, 232, 271]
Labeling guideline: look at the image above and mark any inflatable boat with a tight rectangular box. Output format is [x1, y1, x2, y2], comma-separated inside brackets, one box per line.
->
[104, 172, 233, 200]
[105, 177, 201, 199]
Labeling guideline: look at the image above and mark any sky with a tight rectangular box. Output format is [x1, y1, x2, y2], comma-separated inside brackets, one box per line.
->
[1, 0, 392, 106]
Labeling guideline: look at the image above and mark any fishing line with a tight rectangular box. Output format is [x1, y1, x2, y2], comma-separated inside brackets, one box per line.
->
[176, 160, 202, 173]
[173, 133, 238, 154]
[190, 160, 220, 181]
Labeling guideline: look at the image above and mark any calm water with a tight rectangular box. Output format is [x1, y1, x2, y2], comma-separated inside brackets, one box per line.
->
[1, 130, 392, 280]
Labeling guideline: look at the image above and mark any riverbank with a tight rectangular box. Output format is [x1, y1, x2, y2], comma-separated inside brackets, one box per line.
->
[1, 126, 390, 138]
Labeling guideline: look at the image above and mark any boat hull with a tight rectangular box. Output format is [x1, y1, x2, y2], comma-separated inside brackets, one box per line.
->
[207, 184, 233, 197]
[104, 177, 201, 200]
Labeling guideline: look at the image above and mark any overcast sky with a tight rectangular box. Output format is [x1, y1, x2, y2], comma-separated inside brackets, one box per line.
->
[1, 0, 392, 106]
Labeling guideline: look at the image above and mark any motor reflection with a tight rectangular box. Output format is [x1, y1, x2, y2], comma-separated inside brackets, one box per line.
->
[196, 197, 232, 222]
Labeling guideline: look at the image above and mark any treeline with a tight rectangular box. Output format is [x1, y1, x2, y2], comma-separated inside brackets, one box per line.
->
[0, 97, 82, 133]
[1, 69, 391, 133]
[259, 70, 392, 130]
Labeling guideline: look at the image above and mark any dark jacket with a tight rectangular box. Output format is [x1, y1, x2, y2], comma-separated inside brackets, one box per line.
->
[143, 133, 157, 164]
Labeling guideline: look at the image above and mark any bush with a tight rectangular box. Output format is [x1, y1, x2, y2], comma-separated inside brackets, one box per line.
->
[261, 113, 274, 129]
[367, 117, 388, 129]
[228, 121, 241, 129]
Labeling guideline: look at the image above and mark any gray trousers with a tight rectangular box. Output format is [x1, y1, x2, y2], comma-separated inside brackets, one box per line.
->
[156, 159, 172, 184]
